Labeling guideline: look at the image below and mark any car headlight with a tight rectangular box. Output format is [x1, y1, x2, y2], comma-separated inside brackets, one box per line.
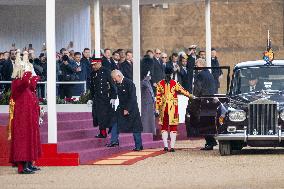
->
[228, 110, 246, 122]
[280, 110, 284, 121]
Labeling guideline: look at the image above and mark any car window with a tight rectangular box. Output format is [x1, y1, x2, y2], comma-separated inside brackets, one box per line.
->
[232, 67, 284, 94]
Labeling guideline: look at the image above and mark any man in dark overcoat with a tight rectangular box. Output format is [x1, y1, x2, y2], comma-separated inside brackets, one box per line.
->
[111, 69, 143, 151]
[73, 52, 89, 96]
[1, 50, 16, 92]
[211, 48, 223, 93]
[120, 51, 133, 80]
[193, 58, 217, 150]
[89, 58, 117, 138]
[152, 49, 165, 94]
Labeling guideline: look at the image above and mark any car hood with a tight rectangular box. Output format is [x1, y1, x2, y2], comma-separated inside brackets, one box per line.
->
[229, 91, 284, 109]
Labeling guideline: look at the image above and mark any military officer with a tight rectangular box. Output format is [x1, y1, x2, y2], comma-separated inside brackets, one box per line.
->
[193, 58, 217, 150]
[88, 58, 117, 138]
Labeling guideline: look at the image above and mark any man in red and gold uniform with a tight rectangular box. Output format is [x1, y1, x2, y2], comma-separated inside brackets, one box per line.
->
[156, 67, 194, 152]
[8, 50, 41, 174]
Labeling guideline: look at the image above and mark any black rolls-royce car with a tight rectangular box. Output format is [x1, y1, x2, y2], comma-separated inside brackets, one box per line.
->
[186, 59, 284, 155]
[215, 60, 284, 155]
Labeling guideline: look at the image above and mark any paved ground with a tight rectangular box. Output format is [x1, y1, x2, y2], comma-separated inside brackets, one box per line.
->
[1, 140, 284, 189]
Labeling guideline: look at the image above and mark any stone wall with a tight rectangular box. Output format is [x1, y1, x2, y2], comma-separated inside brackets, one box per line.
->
[92, 0, 284, 91]
[95, 0, 284, 66]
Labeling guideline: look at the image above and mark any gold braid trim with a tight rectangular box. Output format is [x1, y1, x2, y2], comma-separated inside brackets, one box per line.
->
[7, 99, 15, 141]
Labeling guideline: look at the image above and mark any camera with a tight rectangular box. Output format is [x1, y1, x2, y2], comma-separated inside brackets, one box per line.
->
[62, 55, 69, 62]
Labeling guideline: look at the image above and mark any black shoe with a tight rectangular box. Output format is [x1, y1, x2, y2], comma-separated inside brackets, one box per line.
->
[95, 134, 107, 138]
[19, 168, 35, 174]
[169, 148, 175, 152]
[29, 166, 41, 171]
[133, 146, 143, 151]
[106, 142, 119, 147]
[200, 145, 214, 151]
[108, 127, 112, 134]
[164, 147, 169, 152]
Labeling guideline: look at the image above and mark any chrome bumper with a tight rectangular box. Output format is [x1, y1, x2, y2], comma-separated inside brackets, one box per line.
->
[216, 126, 283, 142]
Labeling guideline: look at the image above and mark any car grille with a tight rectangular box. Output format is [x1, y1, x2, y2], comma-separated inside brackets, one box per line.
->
[248, 99, 278, 135]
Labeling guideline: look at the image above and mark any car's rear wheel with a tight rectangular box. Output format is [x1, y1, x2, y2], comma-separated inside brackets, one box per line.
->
[219, 141, 232, 156]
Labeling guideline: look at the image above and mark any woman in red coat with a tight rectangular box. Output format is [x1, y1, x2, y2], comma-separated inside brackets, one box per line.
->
[9, 52, 42, 174]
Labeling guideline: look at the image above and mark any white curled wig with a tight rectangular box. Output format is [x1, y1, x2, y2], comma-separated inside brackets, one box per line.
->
[11, 49, 35, 79]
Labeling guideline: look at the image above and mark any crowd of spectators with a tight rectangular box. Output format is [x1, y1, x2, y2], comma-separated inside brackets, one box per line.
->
[0, 45, 222, 98]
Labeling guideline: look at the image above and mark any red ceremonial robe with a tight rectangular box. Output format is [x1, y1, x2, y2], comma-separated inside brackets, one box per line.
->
[10, 71, 42, 163]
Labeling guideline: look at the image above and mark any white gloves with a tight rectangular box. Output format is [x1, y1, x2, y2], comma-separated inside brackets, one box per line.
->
[39, 107, 45, 126]
[110, 99, 116, 107]
[87, 100, 93, 107]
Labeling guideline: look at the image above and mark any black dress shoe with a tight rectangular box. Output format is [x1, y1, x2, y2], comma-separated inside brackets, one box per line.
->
[29, 166, 41, 171]
[106, 142, 119, 147]
[19, 168, 35, 174]
[108, 127, 112, 134]
[169, 148, 175, 152]
[164, 147, 169, 152]
[133, 146, 143, 151]
[95, 134, 107, 138]
[200, 145, 214, 151]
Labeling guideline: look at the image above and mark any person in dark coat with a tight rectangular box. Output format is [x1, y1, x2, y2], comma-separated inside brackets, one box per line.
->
[111, 69, 143, 151]
[59, 53, 77, 99]
[178, 54, 193, 92]
[102, 48, 117, 71]
[31, 55, 46, 98]
[88, 58, 117, 138]
[211, 48, 223, 94]
[73, 52, 89, 96]
[140, 55, 154, 81]
[186, 46, 197, 92]
[241, 74, 263, 93]
[111, 51, 120, 70]
[140, 57, 156, 135]
[193, 58, 217, 150]
[166, 53, 181, 82]
[120, 51, 133, 80]
[152, 49, 165, 94]
[1, 50, 16, 92]
[0, 53, 5, 92]
[81, 48, 92, 89]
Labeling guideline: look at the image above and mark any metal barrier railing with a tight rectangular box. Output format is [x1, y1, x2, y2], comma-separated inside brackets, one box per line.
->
[0, 81, 87, 98]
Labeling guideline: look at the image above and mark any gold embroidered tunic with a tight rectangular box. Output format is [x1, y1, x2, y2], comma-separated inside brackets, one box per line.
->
[156, 79, 191, 126]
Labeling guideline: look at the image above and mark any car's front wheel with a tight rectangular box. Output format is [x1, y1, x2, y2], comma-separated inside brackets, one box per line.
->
[219, 141, 232, 156]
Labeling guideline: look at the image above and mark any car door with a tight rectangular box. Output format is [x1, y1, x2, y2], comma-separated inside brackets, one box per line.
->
[185, 66, 230, 137]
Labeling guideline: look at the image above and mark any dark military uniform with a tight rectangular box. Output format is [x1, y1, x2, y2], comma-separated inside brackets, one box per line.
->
[90, 66, 117, 136]
[192, 69, 217, 150]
